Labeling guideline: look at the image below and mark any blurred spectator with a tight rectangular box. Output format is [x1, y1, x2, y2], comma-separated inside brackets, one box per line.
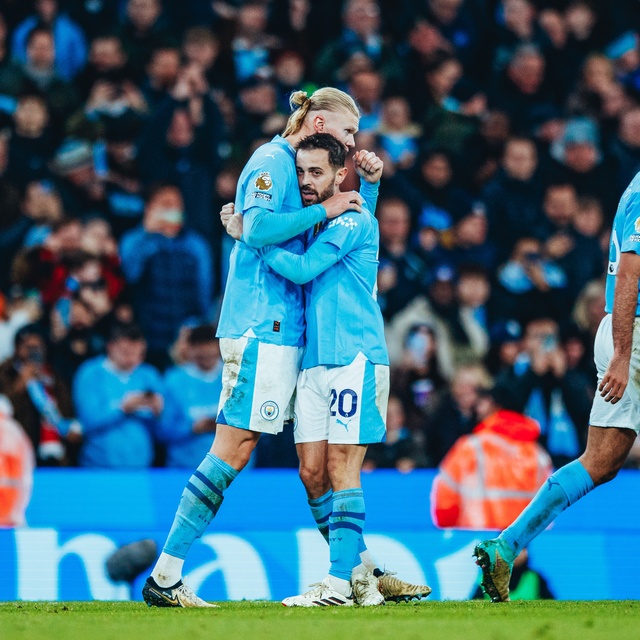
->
[439, 202, 497, 272]
[101, 116, 145, 238]
[11, 0, 88, 81]
[120, 183, 212, 368]
[231, 1, 280, 84]
[158, 324, 222, 468]
[73, 323, 163, 468]
[390, 265, 489, 375]
[485, 319, 523, 376]
[272, 49, 313, 114]
[20, 180, 64, 249]
[456, 266, 491, 334]
[492, 236, 569, 325]
[364, 395, 423, 471]
[0, 27, 79, 128]
[390, 323, 448, 430]
[482, 136, 545, 261]
[488, 44, 558, 136]
[493, 0, 550, 74]
[117, 0, 175, 76]
[376, 197, 429, 320]
[610, 107, 640, 197]
[268, 0, 341, 67]
[50, 138, 108, 218]
[549, 116, 617, 214]
[6, 94, 55, 189]
[348, 69, 384, 132]
[398, 149, 472, 226]
[181, 26, 234, 95]
[495, 316, 593, 467]
[538, 183, 604, 304]
[49, 241, 124, 382]
[315, 0, 403, 87]
[0, 395, 35, 527]
[137, 63, 226, 242]
[376, 95, 421, 171]
[573, 195, 605, 242]
[14, 226, 124, 310]
[0, 324, 75, 466]
[141, 45, 181, 109]
[424, 363, 492, 466]
[75, 35, 131, 100]
[419, 0, 489, 82]
[572, 278, 606, 343]
[0, 291, 41, 364]
[431, 382, 552, 529]
[234, 72, 285, 151]
[0, 133, 32, 292]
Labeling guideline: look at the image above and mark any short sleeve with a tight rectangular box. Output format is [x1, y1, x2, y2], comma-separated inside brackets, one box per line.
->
[621, 197, 640, 254]
[241, 153, 291, 214]
[317, 212, 366, 259]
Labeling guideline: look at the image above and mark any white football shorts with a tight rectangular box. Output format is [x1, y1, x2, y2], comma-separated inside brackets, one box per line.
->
[294, 352, 389, 445]
[217, 333, 303, 434]
[589, 313, 640, 434]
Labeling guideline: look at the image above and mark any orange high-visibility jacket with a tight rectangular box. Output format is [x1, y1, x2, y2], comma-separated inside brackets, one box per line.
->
[0, 412, 35, 527]
[431, 410, 552, 530]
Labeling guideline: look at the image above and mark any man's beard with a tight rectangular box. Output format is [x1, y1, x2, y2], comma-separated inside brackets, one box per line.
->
[300, 184, 335, 207]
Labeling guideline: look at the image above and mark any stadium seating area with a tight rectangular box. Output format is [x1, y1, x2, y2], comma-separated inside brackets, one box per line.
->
[1, 0, 640, 470]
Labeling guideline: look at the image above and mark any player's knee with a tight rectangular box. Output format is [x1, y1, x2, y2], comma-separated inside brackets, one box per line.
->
[593, 463, 622, 486]
[299, 462, 326, 494]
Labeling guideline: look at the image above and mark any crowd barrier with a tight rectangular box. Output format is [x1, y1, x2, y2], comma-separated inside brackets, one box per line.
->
[2, 469, 639, 601]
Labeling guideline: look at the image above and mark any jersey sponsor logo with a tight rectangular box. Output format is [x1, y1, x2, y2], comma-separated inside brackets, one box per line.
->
[273, 320, 281, 333]
[251, 191, 272, 202]
[327, 216, 358, 230]
[255, 172, 273, 191]
[260, 401, 279, 421]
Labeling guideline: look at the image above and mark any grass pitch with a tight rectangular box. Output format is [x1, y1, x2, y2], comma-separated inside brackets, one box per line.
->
[2, 600, 639, 640]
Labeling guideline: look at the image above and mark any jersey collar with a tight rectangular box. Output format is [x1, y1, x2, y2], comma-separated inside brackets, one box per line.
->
[272, 135, 296, 158]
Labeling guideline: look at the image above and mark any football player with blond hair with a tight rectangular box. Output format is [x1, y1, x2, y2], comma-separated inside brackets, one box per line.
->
[142, 88, 393, 608]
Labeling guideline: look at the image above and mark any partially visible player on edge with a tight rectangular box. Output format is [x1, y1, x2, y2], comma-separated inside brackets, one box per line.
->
[142, 87, 379, 608]
[257, 132, 391, 606]
[474, 170, 640, 602]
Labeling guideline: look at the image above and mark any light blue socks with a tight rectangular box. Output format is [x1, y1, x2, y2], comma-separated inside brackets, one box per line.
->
[163, 453, 238, 559]
[328, 488, 365, 581]
[499, 459, 594, 562]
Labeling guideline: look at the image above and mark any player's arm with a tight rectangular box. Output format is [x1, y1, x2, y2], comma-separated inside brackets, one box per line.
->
[600, 250, 640, 403]
[242, 203, 327, 248]
[224, 192, 365, 246]
[257, 213, 362, 283]
[257, 240, 342, 285]
[354, 149, 383, 215]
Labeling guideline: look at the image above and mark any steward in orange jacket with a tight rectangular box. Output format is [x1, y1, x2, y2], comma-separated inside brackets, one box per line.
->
[0, 395, 34, 527]
[431, 396, 552, 529]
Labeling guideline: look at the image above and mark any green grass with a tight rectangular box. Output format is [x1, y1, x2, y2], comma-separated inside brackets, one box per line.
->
[2, 601, 640, 640]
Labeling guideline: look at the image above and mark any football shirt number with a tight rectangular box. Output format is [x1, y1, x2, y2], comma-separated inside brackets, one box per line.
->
[330, 389, 358, 418]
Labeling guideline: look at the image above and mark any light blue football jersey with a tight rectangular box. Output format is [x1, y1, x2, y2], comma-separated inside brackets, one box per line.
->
[217, 136, 310, 346]
[605, 171, 640, 315]
[260, 207, 388, 369]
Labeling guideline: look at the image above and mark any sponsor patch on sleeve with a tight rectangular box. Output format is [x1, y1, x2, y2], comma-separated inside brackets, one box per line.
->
[251, 191, 272, 202]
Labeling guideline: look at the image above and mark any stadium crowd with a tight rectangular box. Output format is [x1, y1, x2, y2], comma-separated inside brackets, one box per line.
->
[1, 0, 640, 472]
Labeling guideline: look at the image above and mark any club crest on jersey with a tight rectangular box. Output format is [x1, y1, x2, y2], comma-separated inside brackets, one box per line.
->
[260, 401, 279, 421]
[255, 172, 273, 191]
[635, 217, 640, 233]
